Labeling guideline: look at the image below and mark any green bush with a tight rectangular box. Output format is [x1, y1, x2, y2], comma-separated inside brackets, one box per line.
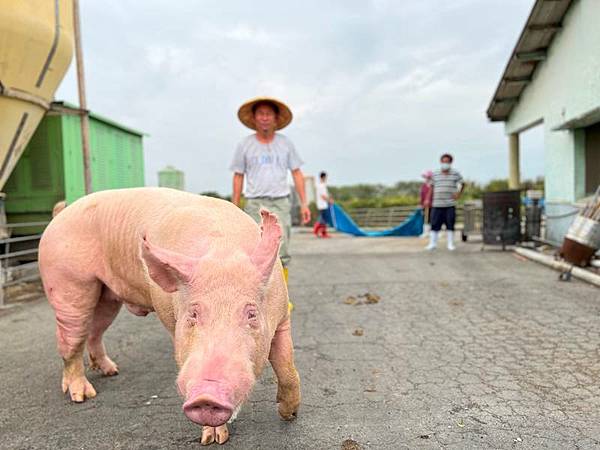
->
[200, 176, 545, 215]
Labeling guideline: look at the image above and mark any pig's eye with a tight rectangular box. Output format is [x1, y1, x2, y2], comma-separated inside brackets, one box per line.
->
[187, 310, 199, 326]
[244, 305, 259, 326]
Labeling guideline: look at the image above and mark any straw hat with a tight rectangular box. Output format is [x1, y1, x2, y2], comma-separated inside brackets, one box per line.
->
[237, 96, 293, 130]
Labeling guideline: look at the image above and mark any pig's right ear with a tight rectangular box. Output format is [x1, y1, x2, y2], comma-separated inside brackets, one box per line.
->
[250, 209, 282, 284]
[141, 236, 199, 293]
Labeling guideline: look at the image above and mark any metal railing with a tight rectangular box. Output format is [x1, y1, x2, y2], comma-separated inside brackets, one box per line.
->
[0, 221, 48, 307]
[349, 206, 419, 228]
[346, 205, 547, 240]
[348, 205, 465, 229]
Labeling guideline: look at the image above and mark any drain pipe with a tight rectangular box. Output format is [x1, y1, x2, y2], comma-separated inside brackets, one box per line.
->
[515, 247, 600, 288]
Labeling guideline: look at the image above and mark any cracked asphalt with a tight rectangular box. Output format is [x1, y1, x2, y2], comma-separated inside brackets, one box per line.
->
[1, 231, 600, 449]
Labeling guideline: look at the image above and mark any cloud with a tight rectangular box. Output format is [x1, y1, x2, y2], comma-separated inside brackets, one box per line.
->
[55, 0, 539, 194]
[144, 45, 196, 75]
[221, 25, 280, 46]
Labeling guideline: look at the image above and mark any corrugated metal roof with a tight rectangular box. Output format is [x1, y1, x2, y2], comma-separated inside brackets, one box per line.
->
[487, 0, 574, 122]
[48, 101, 146, 136]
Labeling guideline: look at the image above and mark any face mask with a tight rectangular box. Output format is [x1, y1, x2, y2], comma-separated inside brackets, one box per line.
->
[441, 162, 451, 171]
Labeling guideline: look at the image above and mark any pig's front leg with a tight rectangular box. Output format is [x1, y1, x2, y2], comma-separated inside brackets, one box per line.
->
[269, 318, 301, 420]
[200, 424, 229, 445]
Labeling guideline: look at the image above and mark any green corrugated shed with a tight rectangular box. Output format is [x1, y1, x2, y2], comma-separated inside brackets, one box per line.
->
[158, 165, 185, 190]
[3, 102, 145, 234]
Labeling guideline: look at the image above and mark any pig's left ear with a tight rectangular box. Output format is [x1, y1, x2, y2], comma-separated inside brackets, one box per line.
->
[250, 209, 282, 283]
[141, 236, 199, 293]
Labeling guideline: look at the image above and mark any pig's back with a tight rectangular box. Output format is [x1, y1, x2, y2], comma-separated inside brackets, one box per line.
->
[40, 187, 261, 286]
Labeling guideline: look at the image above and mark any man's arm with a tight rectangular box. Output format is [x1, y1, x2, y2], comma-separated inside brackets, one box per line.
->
[232, 173, 244, 207]
[291, 169, 311, 224]
[453, 180, 466, 200]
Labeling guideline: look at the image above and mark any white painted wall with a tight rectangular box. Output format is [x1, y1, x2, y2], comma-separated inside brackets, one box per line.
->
[505, 0, 600, 203]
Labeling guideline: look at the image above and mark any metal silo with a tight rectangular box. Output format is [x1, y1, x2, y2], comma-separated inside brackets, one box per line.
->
[0, 0, 74, 190]
[158, 166, 185, 191]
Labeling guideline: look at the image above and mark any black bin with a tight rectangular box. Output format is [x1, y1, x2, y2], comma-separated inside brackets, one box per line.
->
[482, 190, 521, 249]
[524, 200, 542, 241]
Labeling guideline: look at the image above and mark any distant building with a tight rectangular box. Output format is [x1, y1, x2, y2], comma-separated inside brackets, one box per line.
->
[4, 101, 145, 234]
[487, 0, 600, 243]
[158, 166, 185, 191]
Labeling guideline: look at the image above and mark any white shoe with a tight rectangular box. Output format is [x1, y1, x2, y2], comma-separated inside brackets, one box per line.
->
[447, 231, 456, 251]
[425, 231, 438, 250]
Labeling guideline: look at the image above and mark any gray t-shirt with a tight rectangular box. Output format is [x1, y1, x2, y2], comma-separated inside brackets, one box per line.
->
[432, 169, 463, 208]
[230, 133, 303, 198]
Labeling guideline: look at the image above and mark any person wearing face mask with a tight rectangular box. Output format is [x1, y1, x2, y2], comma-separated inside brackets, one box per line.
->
[425, 153, 464, 251]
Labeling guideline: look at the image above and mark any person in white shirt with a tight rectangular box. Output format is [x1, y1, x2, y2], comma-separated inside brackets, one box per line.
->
[230, 97, 311, 295]
[313, 171, 333, 238]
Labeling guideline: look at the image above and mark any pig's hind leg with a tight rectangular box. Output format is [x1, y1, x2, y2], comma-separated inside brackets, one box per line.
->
[87, 286, 122, 376]
[47, 278, 102, 402]
[269, 318, 301, 421]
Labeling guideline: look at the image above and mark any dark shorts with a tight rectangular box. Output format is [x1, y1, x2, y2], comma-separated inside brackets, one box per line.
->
[431, 206, 456, 231]
[318, 208, 331, 225]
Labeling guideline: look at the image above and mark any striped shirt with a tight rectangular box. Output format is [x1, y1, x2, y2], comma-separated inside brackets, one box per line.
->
[432, 169, 463, 208]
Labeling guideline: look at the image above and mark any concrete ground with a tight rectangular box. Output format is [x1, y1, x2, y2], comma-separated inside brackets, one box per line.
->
[1, 230, 599, 449]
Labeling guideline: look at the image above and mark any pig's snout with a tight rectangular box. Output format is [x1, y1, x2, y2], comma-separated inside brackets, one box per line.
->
[183, 396, 232, 426]
[183, 383, 234, 427]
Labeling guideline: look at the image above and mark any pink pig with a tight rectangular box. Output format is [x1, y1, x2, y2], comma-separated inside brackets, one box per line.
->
[38, 187, 301, 445]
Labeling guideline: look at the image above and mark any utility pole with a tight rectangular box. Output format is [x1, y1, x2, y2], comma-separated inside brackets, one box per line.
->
[72, 0, 92, 194]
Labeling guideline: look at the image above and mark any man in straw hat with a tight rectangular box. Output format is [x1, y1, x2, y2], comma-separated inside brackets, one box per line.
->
[230, 97, 311, 296]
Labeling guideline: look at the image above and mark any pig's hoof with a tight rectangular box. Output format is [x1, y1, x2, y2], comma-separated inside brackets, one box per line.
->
[90, 355, 119, 376]
[278, 401, 299, 421]
[62, 376, 97, 403]
[201, 424, 229, 445]
[277, 399, 300, 420]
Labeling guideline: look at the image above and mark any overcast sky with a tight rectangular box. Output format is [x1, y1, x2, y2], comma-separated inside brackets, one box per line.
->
[56, 0, 544, 195]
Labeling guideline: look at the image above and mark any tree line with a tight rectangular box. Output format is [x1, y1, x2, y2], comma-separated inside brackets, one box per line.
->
[327, 177, 544, 210]
[199, 176, 544, 211]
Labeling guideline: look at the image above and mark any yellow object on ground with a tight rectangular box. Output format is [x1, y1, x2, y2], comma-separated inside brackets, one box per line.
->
[0, 0, 74, 190]
[283, 267, 294, 312]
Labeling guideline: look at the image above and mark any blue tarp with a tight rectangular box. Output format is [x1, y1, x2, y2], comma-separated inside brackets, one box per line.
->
[326, 204, 423, 237]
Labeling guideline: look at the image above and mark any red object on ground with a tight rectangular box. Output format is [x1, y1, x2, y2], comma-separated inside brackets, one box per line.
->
[313, 222, 322, 237]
